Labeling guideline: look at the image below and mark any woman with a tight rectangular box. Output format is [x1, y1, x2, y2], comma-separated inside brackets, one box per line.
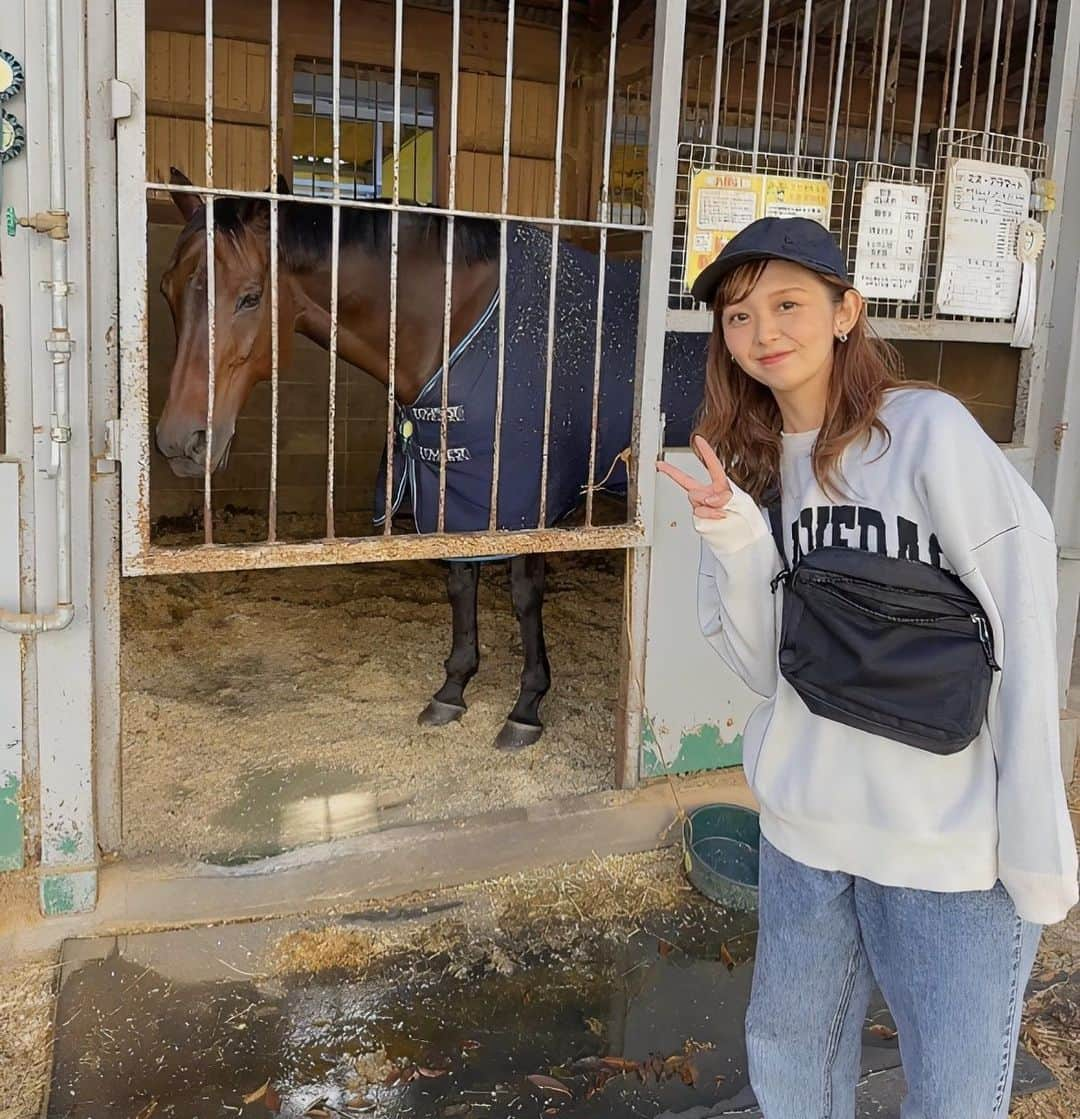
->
[657, 216, 1077, 1117]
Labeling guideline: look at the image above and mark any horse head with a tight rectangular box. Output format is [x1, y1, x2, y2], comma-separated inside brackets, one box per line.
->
[156, 167, 293, 477]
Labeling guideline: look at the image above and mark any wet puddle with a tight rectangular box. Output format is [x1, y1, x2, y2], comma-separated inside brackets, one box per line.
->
[47, 895, 1051, 1119]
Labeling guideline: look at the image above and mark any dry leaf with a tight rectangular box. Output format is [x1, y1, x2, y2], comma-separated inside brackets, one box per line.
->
[134, 1103, 159, 1119]
[417, 1067, 449, 1079]
[304, 1107, 331, 1119]
[868, 1024, 898, 1040]
[526, 1074, 573, 1098]
[598, 1056, 639, 1073]
[242, 1081, 270, 1106]
[346, 1097, 376, 1112]
[461, 1040, 482, 1052]
[719, 943, 736, 971]
[264, 1085, 282, 1113]
[584, 1017, 605, 1036]
[658, 939, 674, 958]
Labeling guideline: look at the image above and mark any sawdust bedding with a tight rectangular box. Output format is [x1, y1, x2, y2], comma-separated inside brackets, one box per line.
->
[120, 546, 625, 862]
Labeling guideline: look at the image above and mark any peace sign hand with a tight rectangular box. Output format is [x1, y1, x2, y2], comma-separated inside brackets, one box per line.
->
[656, 435, 734, 520]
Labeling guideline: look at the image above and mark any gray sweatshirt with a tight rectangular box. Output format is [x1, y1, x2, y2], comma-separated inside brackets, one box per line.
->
[695, 387, 1078, 924]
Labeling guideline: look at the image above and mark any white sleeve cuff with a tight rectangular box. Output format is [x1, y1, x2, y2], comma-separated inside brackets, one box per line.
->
[694, 482, 771, 556]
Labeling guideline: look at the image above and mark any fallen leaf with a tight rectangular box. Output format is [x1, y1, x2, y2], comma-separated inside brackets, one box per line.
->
[417, 1067, 449, 1079]
[134, 1103, 159, 1119]
[242, 1081, 270, 1106]
[263, 1085, 281, 1112]
[719, 943, 736, 971]
[461, 1040, 482, 1052]
[304, 1105, 331, 1119]
[649, 1054, 665, 1080]
[658, 939, 674, 958]
[346, 1097, 376, 1112]
[584, 1017, 605, 1036]
[526, 1074, 573, 1098]
[868, 1024, 898, 1040]
[598, 1056, 639, 1073]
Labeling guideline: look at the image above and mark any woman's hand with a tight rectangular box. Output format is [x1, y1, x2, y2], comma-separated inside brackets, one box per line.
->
[656, 435, 734, 520]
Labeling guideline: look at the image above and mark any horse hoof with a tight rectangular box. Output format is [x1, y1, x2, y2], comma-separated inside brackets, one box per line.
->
[419, 699, 466, 727]
[495, 719, 543, 751]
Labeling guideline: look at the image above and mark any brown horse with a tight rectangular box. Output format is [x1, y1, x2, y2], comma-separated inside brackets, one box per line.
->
[157, 169, 552, 749]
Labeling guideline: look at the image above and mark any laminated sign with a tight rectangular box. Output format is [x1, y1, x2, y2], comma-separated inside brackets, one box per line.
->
[684, 170, 831, 294]
[853, 182, 930, 300]
[936, 158, 1031, 319]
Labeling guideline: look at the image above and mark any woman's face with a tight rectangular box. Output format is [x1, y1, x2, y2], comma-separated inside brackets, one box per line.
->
[719, 259, 857, 400]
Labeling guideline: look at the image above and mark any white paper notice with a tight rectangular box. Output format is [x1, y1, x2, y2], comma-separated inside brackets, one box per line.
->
[853, 182, 929, 300]
[936, 158, 1030, 318]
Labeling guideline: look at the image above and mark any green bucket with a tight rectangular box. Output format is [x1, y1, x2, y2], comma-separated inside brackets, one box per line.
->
[682, 803, 761, 911]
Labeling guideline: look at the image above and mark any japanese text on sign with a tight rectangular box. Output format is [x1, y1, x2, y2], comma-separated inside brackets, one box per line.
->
[685, 170, 832, 294]
[853, 181, 930, 301]
[936, 158, 1030, 319]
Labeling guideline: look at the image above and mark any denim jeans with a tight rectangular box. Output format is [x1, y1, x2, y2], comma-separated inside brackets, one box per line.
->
[746, 837, 1042, 1119]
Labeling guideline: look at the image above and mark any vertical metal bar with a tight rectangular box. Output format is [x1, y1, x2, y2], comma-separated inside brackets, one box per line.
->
[750, 0, 770, 169]
[827, 0, 853, 162]
[539, 0, 571, 527]
[736, 40, 748, 148]
[984, 0, 1006, 136]
[948, 0, 969, 132]
[1026, 0, 1048, 138]
[805, 12, 819, 156]
[722, 46, 734, 146]
[792, 0, 813, 170]
[709, 0, 728, 150]
[967, 0, 986, 130]
[886, 0, 905, 164]
[586, 0, 622, 527]
[786, 14, 799, 156]
[694, 54, 705, 140]
[384, 0, 404, 536]
[872, 0, 895, 164]
[326, 0, 342, 538]
[268, 0, 280, 541]
[437, 0, 462, 533]
[1017, 0, 1038, 135]
[995, 0, 1016, 131]
[767, 21, 781, 152]
[842, 2, 859, 156]
[823, 4, 839, 159]
[489, 0, 515, 530]
[910, 0, 932, 169]
[203, 0, 216, 545]
[864, 2, 883, 161]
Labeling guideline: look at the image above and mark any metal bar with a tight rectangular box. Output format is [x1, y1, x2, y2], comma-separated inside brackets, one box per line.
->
[827, 0, 853, 162]
[842, 1, 858, 156]
[1026, 0, 1049, 138]
[948, 0, 969, 132]
[326, 0, 342, 539]
[709, 0, 728, 150]
[152, 181, 654, 233]
[792, 0, 812, 169]
[126, 524, 650, 577]
[737, 40, 747, 146]
[722, 46, 734, 146]
[886, 0, 905, 164]
[996, 0, 1016, 131]
[384, 0, 404, 536]
[786, 14, 799, 157]
[538, 0, 571, 527]
[488, 0, 515, 531]
[872, 0, 895, 164]
[767, 20, 781, 152]
[203, 0, 216, 546]
[437, 0, 463, 533]
[940, 0, 960, 128]
[967, 0, 987, 130]
[1017, 0, 1038, 135]
[823, 4, 839, 158]
[910, 0, 932, 169]
[586, 0, 622, 527]
[750, 0, 770, 169]
[268, 0, 280, 542]
[864, 2, 883, 162]
[984, 0, 1006, 138]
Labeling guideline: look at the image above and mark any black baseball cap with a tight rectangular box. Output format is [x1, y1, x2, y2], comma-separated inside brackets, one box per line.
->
[690, 216, 849, 306]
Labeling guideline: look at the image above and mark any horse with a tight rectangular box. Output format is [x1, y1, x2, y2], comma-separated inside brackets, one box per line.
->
[156, 169, 701, 751]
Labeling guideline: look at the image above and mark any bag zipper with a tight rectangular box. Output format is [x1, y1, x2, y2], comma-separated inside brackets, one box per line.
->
[810, 583, 1000, 669]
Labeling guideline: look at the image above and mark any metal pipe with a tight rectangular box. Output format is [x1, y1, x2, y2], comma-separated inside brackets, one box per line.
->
[910, 0, 932, 169]
[751, 0, 770, 169]
[1, 0, 75, 633]
[326, 0, 343, 538]
[384, 0, 404, 535]
[827, 0, 853, 162]
[872, 0, 895, 165]
[1017, 0, 1038, 135]
[948, 0, 969, 132]
[268, 0, 280, 541]
[203, 0, 216, 545]
[984, 0, 1006, 135]
[792, 0, 812, 168]
[709, 0, 728, 151]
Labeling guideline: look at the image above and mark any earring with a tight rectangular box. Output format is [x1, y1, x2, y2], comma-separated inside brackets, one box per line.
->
[837, 331, 849, 343]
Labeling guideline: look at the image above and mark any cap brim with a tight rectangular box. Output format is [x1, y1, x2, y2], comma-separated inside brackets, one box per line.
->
[690, 249, 848, 306]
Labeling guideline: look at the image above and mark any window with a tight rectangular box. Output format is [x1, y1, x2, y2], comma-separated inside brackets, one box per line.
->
[291, 59, 437, 202]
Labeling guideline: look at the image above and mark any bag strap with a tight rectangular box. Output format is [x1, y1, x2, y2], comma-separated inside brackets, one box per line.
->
[762, 485, 790, 592]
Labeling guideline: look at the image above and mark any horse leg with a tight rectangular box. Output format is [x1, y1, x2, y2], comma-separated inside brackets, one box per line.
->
[495, 553, 551, 751]
[419, 561, 480, 727]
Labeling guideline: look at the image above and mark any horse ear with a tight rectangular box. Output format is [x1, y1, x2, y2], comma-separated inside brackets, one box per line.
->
[169, 166, 203, 222]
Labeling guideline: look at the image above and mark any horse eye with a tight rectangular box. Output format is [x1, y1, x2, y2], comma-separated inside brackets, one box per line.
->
[235, 290, 262, 313]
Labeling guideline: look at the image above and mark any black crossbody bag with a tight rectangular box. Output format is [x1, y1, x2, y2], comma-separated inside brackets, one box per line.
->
[765, 493, 1000, 755]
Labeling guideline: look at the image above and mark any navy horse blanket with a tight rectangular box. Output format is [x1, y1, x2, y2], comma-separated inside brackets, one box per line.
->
[375, 222, 706, 534]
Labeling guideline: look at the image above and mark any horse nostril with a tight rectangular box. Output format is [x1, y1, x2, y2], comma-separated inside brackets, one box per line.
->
[184, 430, 208, 460]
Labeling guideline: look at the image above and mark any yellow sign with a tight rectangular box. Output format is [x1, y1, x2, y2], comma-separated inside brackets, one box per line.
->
[684, 170, 833, 294]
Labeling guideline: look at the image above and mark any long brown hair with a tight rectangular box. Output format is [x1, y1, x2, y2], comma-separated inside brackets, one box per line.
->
[692, 259, 927, 502]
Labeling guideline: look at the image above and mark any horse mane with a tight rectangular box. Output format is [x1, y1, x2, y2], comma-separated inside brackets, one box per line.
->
[189, 193, 500, 273]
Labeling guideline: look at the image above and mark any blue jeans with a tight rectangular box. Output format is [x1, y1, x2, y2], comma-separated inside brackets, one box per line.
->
[747, 837, 1042, 1119]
